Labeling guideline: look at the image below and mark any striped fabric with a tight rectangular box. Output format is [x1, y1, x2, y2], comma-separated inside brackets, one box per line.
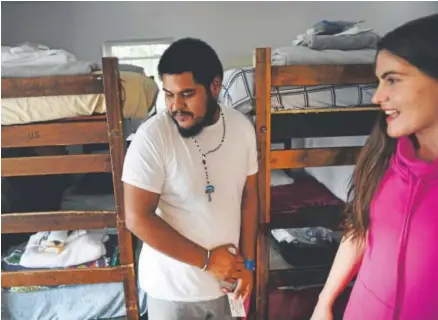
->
[218, 67, 377, 116]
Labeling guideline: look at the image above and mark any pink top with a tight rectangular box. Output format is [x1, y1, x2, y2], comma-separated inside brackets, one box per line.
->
[344, 136, 438, 320]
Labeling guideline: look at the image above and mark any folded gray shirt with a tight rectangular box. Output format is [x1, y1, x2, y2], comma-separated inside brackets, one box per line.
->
[303, 32, 381, 51]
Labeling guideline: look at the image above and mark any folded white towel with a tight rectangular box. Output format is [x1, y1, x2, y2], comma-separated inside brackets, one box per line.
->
[20, 229, 108, 269]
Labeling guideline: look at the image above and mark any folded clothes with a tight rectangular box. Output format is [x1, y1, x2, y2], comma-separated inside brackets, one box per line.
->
[36, 230, 87, 254]
[20, 229, 108, 269]
[303, 31, 381, 51]
[313, 20, 363, 35]
[2, 234, 119, 272]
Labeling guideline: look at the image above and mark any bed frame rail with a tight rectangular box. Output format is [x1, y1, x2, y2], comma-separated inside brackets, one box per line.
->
[1, 120, 109, 148]
[270, 146, 361, 169]
[1, 74, 103, 98]
[1, 211, 117, 234]
[2, 266, 126, 287]
[271, 63, 377, 86]
[2, 153, 112, 177]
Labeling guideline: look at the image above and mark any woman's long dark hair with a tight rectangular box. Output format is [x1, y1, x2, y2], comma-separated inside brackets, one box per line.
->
[343, 14, 438, 241]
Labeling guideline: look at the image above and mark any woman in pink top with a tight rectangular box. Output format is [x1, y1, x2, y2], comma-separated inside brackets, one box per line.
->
[311, 14, 438, 320]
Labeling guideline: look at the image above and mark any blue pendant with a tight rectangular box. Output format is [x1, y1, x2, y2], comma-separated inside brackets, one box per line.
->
[205, 184, 215, 202]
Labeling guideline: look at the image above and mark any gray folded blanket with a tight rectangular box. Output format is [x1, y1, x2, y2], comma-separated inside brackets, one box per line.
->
[302, 31, 381, 51]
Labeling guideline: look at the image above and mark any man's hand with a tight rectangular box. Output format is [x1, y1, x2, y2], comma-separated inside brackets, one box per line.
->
[222, 267, 253, 302]
[206, 244, 244, 281]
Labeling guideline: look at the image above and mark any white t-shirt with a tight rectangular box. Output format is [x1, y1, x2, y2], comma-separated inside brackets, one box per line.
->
[121, 104, 258, 302]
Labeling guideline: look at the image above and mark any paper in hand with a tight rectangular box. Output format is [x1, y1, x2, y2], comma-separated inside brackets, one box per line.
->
[227, 293, 246, 318]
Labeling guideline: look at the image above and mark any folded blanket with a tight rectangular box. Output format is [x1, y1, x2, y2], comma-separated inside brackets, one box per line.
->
[271, 45, 377, 65]
[301, 31, 381, 51]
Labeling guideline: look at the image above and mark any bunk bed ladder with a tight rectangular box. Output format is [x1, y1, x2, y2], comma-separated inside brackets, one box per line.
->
[102, 58, 140, 320]
[254, 47, 272, 320]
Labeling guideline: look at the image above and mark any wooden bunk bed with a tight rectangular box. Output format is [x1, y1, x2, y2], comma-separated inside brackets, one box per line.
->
[1, 58, 140, 319]
[253, 47, 380, 320]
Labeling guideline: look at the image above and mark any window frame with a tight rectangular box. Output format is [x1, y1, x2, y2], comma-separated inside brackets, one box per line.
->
[101, 38, 174, 58]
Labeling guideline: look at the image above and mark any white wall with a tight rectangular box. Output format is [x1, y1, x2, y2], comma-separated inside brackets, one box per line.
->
[2, 1, 437, 67]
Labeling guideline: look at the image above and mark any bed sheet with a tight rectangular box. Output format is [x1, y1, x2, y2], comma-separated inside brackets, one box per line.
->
[1, 71, 159, 126]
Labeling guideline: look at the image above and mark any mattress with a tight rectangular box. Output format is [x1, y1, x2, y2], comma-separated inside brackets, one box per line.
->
[1, 71, 159, 126]
[218, 46, 377, 115]
[1, 174, 147, 320]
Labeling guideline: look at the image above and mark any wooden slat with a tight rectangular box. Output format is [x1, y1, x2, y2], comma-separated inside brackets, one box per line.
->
[102, 57, 139, 319]
[61, 114, 107, 122]
[1, 267, 124, 287]
[254, 47, 272, 320]
[1, 210, 116, 234]
[1, 75, 104, 98]
[270, 147, 362, 169]
[2, 121, 108, 148]
[270, 205, 343, 230]
[2, 154, 111, 177]
[271, 64, 377, 86]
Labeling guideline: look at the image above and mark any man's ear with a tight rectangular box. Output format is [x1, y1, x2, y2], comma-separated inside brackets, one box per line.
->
[209, 76, 222, 98]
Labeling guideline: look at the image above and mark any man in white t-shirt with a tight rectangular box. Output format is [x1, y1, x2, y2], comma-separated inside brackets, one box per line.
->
[122, 38, 259, 319]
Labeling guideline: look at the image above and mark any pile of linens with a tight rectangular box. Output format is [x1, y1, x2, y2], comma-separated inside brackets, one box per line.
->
[292, 19, 381, 51]
[1, 228, 119, 293]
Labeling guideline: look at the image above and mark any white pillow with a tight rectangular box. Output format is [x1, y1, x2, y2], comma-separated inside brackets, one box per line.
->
[271, 169, 294, 187]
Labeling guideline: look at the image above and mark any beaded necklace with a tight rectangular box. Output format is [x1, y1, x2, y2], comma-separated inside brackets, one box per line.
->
[191, 107, 226, 202]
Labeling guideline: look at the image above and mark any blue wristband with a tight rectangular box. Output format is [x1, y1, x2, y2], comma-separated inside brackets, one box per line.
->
[244, 259, 256, 271]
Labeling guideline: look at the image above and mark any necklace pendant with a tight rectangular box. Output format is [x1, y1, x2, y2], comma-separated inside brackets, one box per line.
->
[205, 184, 215, 202]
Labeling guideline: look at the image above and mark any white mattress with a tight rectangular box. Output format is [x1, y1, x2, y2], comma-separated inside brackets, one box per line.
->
[218, 46, 377, 115]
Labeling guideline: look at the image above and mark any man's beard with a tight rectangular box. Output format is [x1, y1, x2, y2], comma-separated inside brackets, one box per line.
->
[170, 98, 218, 138]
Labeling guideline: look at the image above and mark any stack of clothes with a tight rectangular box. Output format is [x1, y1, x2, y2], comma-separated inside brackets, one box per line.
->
[2, 229, 120, 293]
[293, 20, 381, 51]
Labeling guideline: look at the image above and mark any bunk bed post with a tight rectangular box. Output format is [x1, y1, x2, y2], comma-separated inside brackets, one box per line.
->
[254, 47, 272, 320]
[101, 57, 139, 319]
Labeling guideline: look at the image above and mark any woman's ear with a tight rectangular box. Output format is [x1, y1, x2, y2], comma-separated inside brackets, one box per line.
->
[209, 76, 222, 98]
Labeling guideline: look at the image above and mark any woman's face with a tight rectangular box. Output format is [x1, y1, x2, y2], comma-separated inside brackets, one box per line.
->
[372, 49, 438, 139]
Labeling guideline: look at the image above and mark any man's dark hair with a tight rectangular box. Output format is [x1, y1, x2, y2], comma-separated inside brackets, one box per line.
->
[158, 38, 223, 89]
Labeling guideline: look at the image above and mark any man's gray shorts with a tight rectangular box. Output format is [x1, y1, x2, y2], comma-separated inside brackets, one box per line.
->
[147, 295, 234, 320]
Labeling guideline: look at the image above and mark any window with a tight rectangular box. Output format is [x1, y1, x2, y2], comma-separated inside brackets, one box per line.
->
[102, 38, 173, 113]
